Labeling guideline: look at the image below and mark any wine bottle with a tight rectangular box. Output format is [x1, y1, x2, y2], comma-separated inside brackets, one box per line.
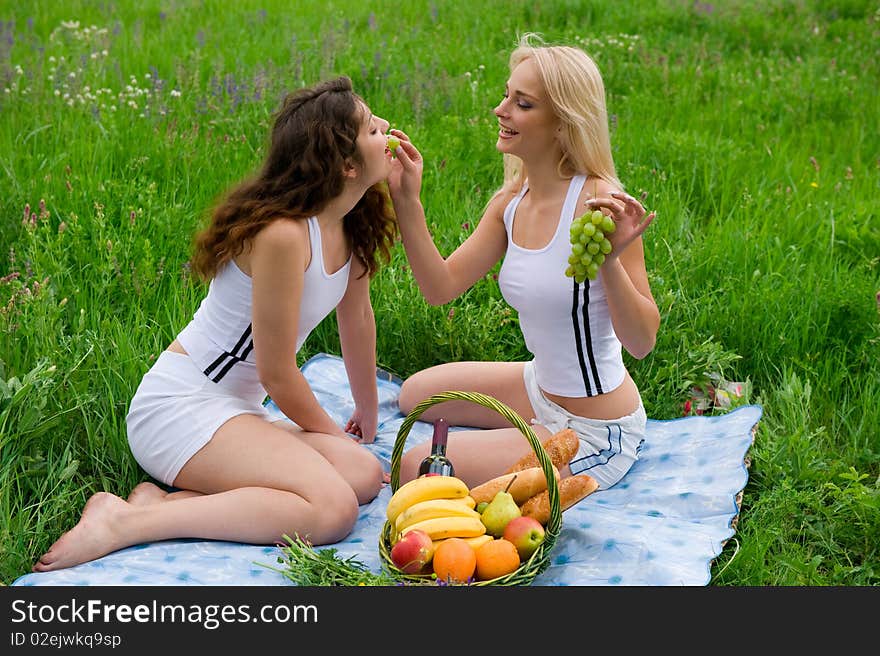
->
[417, 418, 455, 477]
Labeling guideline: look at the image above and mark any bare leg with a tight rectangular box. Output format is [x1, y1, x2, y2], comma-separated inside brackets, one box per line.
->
[126, 482, 204, 505]
[272, 420, 385, 505]
[398, 361, 559, 487]
[34, 414, 381, 572]
[399, 361, 537, 428]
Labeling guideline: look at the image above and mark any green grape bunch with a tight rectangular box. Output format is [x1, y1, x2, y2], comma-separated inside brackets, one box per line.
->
[565, 209, 616, 283]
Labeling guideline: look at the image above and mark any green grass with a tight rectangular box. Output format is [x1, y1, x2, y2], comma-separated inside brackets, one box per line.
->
[1, 0, 878, 585]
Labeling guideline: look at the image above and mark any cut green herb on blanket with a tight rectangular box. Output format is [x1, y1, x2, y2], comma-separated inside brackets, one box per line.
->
[265, 535, 397, 586]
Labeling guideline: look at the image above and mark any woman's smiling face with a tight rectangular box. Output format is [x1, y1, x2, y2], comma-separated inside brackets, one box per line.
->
[493, 57, 561, 161]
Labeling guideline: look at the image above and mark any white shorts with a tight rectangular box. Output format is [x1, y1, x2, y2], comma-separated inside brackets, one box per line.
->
[523, 360, 646, 490]
[125, 350, 272, 486]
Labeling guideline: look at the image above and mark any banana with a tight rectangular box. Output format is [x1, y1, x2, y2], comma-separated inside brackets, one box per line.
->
[433, 534, 494, 552]
[399, 515, 487, 541]
[386, 475, 470, 523]
[395, 498, 482, 534]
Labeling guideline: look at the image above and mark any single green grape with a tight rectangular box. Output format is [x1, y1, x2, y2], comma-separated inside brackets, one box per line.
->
[600, 239, 612, 254]
[582, 222, 597, 237]
[568, 253, 580, 265]
[593, 253, 605, 267]
[586, 262, 600, 279]
[587, 241, 600, 255]
[601, 215, 615, 234]
[571, 243, 585, 256]
[387, 134, 400, 151]
[590, 210, 605, 226]
[592, 229, 604, 243]
[565, 265, 575, 277]
[580, 252, 593, 266]
[578, 232, 591, 245]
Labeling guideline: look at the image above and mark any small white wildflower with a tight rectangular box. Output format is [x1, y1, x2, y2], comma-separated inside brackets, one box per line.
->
[49, 56, 56, 63]
[170, 89, 181, 98]
[54, 89, 60, 96]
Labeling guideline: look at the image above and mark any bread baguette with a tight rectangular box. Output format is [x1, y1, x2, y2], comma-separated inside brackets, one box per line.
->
[520, 474, 599, 525]
[505, 429, 579, 474]
[469, 466, 560, 505]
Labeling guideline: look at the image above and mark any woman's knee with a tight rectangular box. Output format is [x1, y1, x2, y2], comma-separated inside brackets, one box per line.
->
[294, 483, 359, 545]
[348, 451, 384, 505]
[399, 369, 437, 415]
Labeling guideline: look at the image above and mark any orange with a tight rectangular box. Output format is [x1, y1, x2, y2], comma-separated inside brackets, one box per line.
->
[474, 538, 521, 581]
[432, 538, 477, 584]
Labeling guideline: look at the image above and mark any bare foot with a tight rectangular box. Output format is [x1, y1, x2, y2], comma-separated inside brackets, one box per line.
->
[33, 492, 134, 572]
[126, 481, 168, 506]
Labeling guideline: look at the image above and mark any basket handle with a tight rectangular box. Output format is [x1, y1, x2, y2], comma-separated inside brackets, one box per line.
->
[389, 390, 561, 537]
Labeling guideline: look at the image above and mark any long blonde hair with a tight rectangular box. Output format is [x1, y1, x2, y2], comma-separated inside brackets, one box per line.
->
[500, 33, 621, 194]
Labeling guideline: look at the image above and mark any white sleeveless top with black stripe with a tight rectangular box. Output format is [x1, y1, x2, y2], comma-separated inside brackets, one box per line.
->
[498, 175, 626, 398]
[176, 216, 351, 404]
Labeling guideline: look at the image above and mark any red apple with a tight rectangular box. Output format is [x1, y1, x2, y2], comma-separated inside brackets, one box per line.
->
[389, 529, 434, 574]
[502, 515, 546, 560]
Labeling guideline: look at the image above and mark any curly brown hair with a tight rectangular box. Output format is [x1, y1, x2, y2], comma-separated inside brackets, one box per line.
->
[190, 76, 397, 281]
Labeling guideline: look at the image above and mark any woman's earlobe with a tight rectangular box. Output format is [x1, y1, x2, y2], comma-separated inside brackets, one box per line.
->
[342, 160, 359, 178]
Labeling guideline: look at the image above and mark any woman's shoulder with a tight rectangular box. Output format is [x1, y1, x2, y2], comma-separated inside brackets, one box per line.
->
[253, 217, 308, 246]
[246, 218, 310, 270]
[584, 176, 622, 198]
[483, 185, 520, 219]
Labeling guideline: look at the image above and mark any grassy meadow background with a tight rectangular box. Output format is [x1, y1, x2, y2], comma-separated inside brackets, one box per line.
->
[1, 0, 878, 586]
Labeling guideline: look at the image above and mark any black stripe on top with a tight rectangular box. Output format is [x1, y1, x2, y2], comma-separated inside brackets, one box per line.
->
[571, 278, 594, 397]
[203, 323, 253, 382]
[582, 281, 603, 395]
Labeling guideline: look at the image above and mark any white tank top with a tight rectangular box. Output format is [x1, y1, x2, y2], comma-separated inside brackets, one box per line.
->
[498, 175, 626, 398]
[177, 216, 351, 403]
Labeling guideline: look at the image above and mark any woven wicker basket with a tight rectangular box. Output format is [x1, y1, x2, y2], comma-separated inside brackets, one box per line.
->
[379, 390, 561, 585]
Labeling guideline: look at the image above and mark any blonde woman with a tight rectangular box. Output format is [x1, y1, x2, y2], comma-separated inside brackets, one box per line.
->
[387, 34, 659, 491]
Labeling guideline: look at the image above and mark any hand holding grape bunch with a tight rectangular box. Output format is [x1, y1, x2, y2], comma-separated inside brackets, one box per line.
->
[565, 191, 656, 283]
[565, 209, 616, 283]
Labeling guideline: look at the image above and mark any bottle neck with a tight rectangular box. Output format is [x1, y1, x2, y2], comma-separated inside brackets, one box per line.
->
[431, 418, 449, 453]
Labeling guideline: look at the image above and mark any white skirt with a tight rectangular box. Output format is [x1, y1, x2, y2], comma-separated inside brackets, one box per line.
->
[125, 350, 272, 486]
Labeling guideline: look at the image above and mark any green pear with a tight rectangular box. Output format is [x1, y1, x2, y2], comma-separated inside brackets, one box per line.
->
[479, 477, 522, 538]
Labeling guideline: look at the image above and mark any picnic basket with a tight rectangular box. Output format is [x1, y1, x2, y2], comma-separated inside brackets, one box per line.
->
[378, 390, 561, 585]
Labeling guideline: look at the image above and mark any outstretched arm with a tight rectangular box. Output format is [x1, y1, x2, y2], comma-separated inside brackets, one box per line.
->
[387, 130, 508, 306]
[336, 259, 379, 443]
